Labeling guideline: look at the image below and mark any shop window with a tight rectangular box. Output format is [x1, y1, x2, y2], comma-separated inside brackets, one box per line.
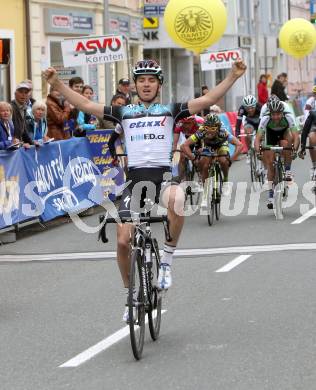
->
[0, 39, 11, 100]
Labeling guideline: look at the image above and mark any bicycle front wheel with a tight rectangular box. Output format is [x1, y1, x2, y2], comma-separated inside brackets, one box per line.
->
[148, 238, 162, 341]
[129, 248, 146, 360]
[214, 165, 222, 221]
[273, 162, 284, 220]
[207, 176, 215, 226]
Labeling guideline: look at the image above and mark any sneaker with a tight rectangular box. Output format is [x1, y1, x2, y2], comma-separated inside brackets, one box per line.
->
[222, 182, 231, 196]
[157, 263, 172, 290]
[246, 154, 250, 164]
[267, 197, 274, 209]
[285, 170, 293, 183]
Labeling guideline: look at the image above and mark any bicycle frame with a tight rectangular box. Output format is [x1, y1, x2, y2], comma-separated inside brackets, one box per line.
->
[199, 152, 224, 225]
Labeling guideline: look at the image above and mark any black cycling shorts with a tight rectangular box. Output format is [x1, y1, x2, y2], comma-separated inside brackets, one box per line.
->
[266, 129, 288, 146]
[119, 167, 176, 216]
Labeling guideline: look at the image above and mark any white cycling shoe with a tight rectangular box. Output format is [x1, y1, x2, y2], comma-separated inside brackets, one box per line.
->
[157, 264, 172, 290]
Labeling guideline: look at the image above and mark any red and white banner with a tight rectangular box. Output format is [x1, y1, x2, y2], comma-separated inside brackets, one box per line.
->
[61, 35, 126, 67]
[200, 49, 241, 71]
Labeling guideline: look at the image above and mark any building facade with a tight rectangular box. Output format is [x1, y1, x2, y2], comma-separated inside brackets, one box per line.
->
[26, 0, 142, 103]
[287, 0, 316, 97]
[142, 0, 290, 111]
[0, 0, 29, 100]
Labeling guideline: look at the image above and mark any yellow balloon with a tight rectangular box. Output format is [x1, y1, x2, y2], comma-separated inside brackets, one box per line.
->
[279, 18, 316, 59]
[163, 0, 227, 54]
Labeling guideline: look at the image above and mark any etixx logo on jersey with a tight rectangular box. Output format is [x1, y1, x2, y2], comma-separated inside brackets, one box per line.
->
[129, 117, 167, 129]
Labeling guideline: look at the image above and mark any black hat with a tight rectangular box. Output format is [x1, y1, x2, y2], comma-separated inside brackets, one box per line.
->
[118, 78, 130, 85]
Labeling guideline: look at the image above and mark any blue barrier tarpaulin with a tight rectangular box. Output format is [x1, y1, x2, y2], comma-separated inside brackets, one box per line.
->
[0, 149, 31, 229]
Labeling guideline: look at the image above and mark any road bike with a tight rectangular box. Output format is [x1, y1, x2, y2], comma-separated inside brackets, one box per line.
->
[173, 149, 203, 206]
[198, 151, 223, 226]
[98, 209, 171, 360]
[261, 146, 293, 220]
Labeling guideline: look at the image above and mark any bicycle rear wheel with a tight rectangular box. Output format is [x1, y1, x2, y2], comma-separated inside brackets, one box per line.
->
[129, 249, 146, 360]
[250, 148, 256, 183]
[148, 238, 162, 341]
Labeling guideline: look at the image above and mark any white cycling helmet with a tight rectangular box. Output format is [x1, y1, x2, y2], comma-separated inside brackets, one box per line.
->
[243, 95, 257, 107]
[268, 100, 284, 113]
[132, 60, 164, 84]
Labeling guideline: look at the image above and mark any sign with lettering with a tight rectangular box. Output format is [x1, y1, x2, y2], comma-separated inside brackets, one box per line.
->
[200, 49, 241, 71]
[44, 8, 95, 35]
[61, 35, 126, 67]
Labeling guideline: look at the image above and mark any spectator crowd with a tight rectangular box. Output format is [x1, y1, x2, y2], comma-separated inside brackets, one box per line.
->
[0, 75, 134, 151]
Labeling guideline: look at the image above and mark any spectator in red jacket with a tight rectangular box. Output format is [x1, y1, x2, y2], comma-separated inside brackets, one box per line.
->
[257, 74, 269, 105]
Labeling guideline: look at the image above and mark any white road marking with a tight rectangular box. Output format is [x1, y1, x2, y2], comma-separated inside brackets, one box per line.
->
[292, 207, 316, 224]
[59, 310, 167, 368]
[1, 243, 316, 263]
[215, 255, 252, 273]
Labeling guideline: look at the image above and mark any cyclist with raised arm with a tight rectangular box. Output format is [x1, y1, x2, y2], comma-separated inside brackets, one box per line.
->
[43, 58, 246, 322]
[181, 113, 242, 205]
[255, 100, 299, 209]
[173, 115, 204, 180]
[235, 95, 261, 163]
[299, 109, 316, 180]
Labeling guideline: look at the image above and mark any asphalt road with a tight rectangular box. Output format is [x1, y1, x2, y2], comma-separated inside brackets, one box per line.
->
[0, 155, 316, 390]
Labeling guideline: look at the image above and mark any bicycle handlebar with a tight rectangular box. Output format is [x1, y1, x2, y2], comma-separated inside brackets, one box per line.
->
[260, 146, 293, 152]
[98, 214, 172, 243]
[197, 153, 226, 158]
[238, 133, 255, 138]
[103, 215, 169, 224]
[305, 146, 316, 150]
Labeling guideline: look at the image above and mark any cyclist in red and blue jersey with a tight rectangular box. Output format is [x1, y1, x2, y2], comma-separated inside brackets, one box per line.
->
[173, 115, 204, 180]
[43, 58, 247, 322]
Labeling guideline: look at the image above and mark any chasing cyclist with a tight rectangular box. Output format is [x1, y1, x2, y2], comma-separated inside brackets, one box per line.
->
[173, 115, 204, 180]
[255, 99, 299, 209]
[43, 58, 247, 321]
[181, 113, 242, 205]
[299, 109, 316, 181]
[304, 85, 316, 120]
[235, 95, 261, 163]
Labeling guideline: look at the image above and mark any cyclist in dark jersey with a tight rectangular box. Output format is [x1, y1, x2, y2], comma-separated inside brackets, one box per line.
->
[235, 95, 261, 162]
[43, 58, 247, 321]
[181, 114, 242, 204]
[255, 100, 299, 209]
[299, 110, 316, 180]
